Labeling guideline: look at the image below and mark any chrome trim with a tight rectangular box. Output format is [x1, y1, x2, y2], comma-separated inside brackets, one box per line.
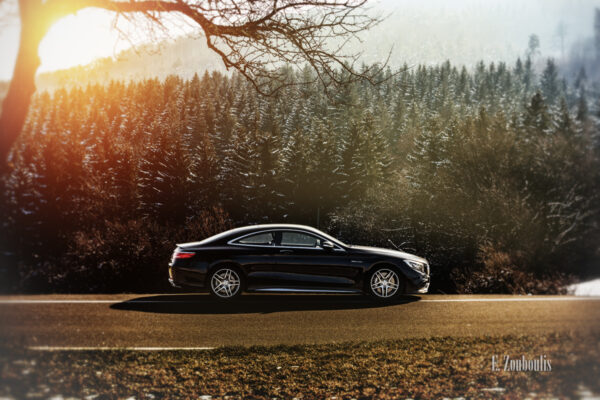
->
[251, 288, 361, 294]
[168, 278, 182, 288]
[417, 283, 430, 294]
[227, 228, 346, 252]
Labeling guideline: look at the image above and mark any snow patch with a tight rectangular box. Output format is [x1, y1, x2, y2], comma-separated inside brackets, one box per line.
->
[566, 279, 600, 296]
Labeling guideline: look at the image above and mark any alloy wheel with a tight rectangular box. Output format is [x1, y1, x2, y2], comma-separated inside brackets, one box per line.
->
[370, 268, 401, 298]
[210, 268, 241, 298]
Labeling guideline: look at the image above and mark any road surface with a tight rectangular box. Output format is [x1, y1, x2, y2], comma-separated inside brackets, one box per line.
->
[1, 294, 599, 348]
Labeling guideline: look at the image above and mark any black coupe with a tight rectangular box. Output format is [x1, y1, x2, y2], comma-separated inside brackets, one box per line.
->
[169, 224, 430, 300]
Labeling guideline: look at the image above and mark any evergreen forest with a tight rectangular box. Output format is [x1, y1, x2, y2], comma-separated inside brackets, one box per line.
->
[1, 58, 598, 293]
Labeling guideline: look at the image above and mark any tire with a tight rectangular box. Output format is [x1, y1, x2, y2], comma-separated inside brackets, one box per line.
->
[208, 265, 244, 300]
[366, 266, 405, 300]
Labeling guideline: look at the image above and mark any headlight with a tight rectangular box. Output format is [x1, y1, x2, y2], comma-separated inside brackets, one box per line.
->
[404, 260, 426, 273]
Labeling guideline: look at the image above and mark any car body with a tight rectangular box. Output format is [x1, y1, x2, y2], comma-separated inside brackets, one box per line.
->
[169, 224, 430, 300]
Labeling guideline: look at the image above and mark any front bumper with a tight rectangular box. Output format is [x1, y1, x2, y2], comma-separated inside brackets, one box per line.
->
[406, 273, 430, 294]
[407, 260, 430, 294]
[414, 280, 430, 294]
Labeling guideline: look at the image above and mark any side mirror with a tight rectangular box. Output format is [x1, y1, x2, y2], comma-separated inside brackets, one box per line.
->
[321, 240, 334, 250]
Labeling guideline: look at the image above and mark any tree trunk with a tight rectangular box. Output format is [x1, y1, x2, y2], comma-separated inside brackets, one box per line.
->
[0, 0, 45, 171]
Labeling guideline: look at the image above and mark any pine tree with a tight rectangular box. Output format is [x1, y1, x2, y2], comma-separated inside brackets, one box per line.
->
[524, 92, 550, 134]
[138, 99, 192, 224]
[576, 88, 588, 123]
[188, 132, 220, 212]
[280, 128, 312, 222]
[252, 130, 284, 222]
[408, 117, 449, 191]
[348, 112, 392, 200]
[540, 59, 560, 104]
[306, 119, 343, 226]
[216, 124, 259, 223]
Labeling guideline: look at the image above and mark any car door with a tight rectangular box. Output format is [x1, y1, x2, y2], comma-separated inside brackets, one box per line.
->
[228, 231, 282, 289]
[272, 230, 361, 290]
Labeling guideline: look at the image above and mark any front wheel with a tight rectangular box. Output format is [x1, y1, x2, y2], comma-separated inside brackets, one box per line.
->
[366, 267, 405, 300]
[208, 266, 244, 300]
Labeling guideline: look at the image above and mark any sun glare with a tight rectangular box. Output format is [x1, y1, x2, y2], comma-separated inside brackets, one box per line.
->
[38, 9, 127, 73]
[37, 8, 196, 75]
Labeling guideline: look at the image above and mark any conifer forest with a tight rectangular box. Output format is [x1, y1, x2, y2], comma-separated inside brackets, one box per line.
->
[1, 58, 599, 293]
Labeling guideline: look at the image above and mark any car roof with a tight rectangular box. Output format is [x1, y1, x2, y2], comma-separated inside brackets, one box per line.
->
[178, 224, 335, 248]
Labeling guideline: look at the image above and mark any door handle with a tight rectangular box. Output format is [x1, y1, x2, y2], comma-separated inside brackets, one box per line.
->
[279, 249, 293, 254]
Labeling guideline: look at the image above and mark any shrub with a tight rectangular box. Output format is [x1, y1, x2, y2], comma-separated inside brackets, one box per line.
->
[16, 207, 232, 293]
[451, 243, 571, 294]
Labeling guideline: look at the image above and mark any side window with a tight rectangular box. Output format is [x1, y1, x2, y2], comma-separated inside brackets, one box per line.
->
[281, 231, 320, 247]
[237, 232, 275, 245]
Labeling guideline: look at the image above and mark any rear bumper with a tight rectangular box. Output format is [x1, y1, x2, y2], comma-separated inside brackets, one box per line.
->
[169, 266, 206, 289]
[168, 278, 182, 288]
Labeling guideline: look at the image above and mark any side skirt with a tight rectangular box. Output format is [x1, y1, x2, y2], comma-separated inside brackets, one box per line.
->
[249, 288, 363, 294]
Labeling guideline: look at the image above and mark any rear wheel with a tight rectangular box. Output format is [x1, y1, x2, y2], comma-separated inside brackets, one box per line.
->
[366, 267, 405, 300]
[208, 266, 243, 300]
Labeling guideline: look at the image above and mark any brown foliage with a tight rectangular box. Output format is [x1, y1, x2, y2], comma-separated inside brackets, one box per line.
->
[17, 207, 232, 293]
[1, 333, 598, 399]
[451, 243, 571, 295]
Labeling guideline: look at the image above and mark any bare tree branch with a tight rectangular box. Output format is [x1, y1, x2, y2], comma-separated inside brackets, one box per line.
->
[0, 0, 385, 166]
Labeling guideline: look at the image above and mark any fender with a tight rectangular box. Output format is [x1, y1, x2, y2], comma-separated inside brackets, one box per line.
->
[366, 260, 426, 287]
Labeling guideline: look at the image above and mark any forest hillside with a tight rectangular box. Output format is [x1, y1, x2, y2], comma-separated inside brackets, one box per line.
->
[1, 58, 598, 293]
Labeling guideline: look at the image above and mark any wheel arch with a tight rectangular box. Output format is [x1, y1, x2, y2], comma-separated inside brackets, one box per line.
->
[366, 260, 411, 279]
[364, 261, 411, 293]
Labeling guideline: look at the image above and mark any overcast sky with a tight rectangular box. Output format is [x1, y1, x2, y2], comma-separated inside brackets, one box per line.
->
[0, 0, 598, 80]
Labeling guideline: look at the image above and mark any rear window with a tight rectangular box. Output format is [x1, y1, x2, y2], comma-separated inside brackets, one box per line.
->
[237, 232, 275, 245]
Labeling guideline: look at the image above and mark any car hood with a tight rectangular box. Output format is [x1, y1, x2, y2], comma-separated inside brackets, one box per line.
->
[350, 245, 427, 263]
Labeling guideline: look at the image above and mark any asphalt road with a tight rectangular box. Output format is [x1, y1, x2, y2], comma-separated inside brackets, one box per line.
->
[1, 294, 599, 348]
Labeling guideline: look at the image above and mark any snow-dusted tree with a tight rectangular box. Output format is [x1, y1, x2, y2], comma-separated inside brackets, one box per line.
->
[347, 112, 392, 200]
[524, 92, 550, 134]
[540, 59, 561, 105]
[279, 127, 312, 222]
[137, 100, 192, 224]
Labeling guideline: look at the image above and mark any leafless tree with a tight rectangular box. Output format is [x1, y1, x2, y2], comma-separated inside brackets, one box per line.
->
[0, 0, 382, 168]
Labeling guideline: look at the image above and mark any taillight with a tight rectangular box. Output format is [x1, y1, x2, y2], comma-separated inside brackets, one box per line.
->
[174, 251, 195, 259]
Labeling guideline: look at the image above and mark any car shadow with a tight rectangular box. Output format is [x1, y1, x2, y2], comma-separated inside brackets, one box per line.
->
[110, 294, 421, 314]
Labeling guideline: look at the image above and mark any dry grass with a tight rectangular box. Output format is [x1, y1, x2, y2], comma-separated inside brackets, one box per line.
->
[1, 333, 599, 399]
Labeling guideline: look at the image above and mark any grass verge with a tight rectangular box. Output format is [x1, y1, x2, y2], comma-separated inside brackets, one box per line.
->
[1, 333, 599, 399]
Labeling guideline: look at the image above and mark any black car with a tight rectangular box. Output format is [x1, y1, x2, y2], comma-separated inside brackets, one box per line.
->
[169, 224, 429, 300]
